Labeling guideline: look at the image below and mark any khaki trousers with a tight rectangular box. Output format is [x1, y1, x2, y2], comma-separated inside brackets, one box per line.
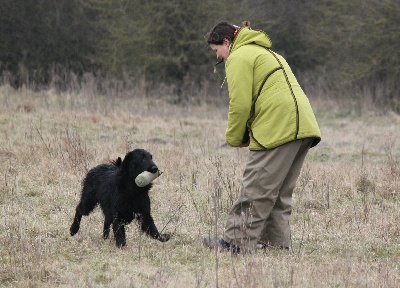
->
[223, 138, 313, 251]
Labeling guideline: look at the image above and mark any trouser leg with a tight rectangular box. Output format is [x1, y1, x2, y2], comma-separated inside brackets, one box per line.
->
[223, 139, 312, 251]
[260, 138, 313, 248]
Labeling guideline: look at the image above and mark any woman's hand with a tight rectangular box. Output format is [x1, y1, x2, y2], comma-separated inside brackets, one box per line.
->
[240, 129, 250, 147]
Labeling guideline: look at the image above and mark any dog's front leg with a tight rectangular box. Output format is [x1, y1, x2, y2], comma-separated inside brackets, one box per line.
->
[140, 213, 170, 242]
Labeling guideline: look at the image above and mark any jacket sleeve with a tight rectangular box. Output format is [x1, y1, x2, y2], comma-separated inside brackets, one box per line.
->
[225, 53, 253, 147]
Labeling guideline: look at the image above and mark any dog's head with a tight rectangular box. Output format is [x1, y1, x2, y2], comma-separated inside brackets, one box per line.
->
[121, 149, 158, 179]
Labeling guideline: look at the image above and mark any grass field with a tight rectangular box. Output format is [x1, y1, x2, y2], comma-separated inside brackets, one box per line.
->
[0, 84, 399, 287]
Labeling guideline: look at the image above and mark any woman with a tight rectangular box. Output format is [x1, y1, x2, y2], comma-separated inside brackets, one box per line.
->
[203, 21, 321, 253]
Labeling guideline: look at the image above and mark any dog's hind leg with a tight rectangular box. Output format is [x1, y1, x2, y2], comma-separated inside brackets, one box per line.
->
[69, 191, 98, 236]
[70, 211, 82, 236]
[112, 219, 126, 248]
[103, 215, 112, 240]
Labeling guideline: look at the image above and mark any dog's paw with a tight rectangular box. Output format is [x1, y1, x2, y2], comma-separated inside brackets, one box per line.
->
[70, 224, 79, 236]
[158, 233, 171, 242]
[116, 240, 126, 249]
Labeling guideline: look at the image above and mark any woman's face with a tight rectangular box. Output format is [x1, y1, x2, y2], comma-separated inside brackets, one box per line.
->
[210, 39, 231, 63]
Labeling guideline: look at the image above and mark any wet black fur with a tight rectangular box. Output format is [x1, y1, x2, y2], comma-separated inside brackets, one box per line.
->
[69, 149, 170, 248]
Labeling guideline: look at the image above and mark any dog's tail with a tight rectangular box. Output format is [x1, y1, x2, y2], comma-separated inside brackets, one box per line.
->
[110, 157, 122, 167]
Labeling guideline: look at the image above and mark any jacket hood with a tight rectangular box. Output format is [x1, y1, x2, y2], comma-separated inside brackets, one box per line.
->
[230, 27, 272, 53]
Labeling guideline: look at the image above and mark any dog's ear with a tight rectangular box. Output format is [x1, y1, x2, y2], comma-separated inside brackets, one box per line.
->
[121, 152, 135, 171]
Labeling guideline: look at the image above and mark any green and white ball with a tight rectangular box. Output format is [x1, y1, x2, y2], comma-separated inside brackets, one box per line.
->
[135, 171, 161, 187]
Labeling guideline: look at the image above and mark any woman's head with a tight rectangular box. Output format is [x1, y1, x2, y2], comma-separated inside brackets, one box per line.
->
[206, 21, 251, 63]
[206, 21, 250, 45]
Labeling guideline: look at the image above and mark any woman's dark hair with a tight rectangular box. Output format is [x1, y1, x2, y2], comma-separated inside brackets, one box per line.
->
[206, 21, 251, 45]
[206, 22, 235, 45]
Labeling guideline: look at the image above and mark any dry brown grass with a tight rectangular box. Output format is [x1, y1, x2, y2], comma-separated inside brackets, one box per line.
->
[0, 84, 399, 287]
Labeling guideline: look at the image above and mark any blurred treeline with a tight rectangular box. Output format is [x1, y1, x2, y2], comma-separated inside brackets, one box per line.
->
[0, 0, 399, 110]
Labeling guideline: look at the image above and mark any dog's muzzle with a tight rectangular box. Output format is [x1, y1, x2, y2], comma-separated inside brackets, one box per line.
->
[149, 166, 158, 174]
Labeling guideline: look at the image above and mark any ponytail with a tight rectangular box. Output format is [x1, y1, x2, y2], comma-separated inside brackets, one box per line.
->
[242, 21, 251, 28]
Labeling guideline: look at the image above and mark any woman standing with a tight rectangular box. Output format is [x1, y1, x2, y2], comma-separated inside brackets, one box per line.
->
[203, 21, 321, 253]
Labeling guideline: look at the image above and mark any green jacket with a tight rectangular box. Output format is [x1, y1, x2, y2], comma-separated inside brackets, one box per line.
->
[225, 27, 321, 150]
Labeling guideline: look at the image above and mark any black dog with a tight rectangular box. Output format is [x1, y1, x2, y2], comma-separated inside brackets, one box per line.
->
[69, 149, 170, 248]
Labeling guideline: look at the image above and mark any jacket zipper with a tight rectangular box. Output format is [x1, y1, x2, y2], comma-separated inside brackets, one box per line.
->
[246, 49, 300, 149]
[267, 49, 300, 140]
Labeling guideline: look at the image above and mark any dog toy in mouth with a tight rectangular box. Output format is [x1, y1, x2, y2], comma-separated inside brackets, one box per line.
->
[135, 171, 162, 187]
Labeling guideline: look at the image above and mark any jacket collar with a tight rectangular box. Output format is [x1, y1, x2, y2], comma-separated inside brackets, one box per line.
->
[230, 27, 272, 54]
